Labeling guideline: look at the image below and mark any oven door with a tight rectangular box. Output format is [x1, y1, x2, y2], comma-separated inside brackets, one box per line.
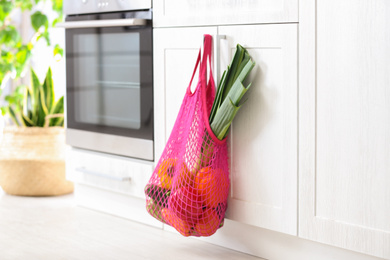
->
[62, 12, 153, 161]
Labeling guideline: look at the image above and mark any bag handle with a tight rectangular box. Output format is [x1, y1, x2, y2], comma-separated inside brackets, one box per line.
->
[200, 34, 215, 91]
[187, 34, 215, 95]
[186, 49, 202, 95]
[201, 35, 226, 144]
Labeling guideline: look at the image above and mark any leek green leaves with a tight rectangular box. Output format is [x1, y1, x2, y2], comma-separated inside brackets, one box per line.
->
[209, 44, 255, 140]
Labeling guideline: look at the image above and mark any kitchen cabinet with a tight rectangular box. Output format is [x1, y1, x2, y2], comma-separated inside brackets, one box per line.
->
[152, 0, 298, 27]
[299, 0, 390, 259]
[153, 24, 298, 235]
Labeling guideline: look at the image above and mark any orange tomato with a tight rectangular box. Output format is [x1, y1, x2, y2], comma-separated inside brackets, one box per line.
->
[195, 209, 221, 237]
[162, 208, 192, 237]
[156, 158, 176, 189]
[194, 167, 229, 208]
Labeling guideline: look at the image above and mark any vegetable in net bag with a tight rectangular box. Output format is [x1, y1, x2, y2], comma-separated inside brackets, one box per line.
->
[145, 34, 255, 237]
[145, 35, 229, 237]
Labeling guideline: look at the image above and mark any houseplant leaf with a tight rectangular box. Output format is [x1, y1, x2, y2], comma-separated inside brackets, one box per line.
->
[48, 96, 64, 126]
[42, 67, 54, 112]
[37, 85, 48, 127]
[31, 11, 48, 32]
[30, 68, 40, 124]
[7, 106, 20, 126]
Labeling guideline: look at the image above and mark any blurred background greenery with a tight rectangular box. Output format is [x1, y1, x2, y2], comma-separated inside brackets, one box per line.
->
[0, 0, 64, 122]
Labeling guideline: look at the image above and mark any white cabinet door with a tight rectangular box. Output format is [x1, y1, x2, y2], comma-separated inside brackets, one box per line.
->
[153, 27, 218, 162]
[219, 24, 298, 235]
[154, 25, 298, 235]
[153, 0, 298, 27]
[299, 1, 390, 259]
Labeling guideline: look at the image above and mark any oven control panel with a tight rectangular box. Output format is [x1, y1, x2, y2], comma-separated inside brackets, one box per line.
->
[97, 1, 109, 8]
[64, 0, 152, 15]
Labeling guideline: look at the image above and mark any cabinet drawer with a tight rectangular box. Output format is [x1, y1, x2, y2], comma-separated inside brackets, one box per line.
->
[153, 0, 298, 27]
[66, 148, 153, 198]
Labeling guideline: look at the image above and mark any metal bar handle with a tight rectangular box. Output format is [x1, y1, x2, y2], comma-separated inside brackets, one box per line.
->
[56, 18, 148, 29]
[217, 35, 229, 86]
[75, 167, 131, 182]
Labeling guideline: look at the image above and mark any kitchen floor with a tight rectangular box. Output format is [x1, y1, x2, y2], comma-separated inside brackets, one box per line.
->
[0, 188, 262, 260]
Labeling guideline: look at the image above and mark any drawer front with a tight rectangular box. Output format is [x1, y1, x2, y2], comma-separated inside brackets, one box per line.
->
[153, 0, 298, 27]
[66, 148, 153, 198]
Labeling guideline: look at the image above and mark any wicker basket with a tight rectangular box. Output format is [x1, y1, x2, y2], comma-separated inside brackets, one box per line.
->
[0, 127, 74, 196]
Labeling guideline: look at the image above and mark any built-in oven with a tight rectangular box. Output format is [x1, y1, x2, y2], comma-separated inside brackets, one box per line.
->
[61, 1, 153, 161]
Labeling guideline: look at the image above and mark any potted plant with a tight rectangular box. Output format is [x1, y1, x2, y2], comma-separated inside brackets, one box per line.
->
[0, 67, 73, 196]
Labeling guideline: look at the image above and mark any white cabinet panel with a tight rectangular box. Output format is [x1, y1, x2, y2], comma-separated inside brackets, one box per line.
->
[299, 0, 390, 259]
[219, 24, 298, 235]
[153, 0, 298, 27]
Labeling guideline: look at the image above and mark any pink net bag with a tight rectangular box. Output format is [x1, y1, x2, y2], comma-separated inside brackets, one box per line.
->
[145, 35, 229, 237]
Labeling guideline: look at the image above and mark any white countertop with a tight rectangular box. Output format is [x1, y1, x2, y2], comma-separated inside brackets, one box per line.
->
[0, 188, 261, 260]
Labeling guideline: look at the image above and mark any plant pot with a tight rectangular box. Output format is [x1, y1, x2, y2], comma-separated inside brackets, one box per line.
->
[0, 127, 73, 196]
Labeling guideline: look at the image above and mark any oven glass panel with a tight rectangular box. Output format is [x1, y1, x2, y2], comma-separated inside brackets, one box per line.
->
[73, 32, 141, 129]
[66, 18, 153, 141]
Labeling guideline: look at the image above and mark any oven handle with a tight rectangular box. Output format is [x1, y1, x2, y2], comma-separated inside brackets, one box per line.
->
[56, 18, 148, 29]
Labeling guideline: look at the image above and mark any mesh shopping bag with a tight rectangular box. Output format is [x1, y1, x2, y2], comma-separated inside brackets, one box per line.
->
[145, 34, 229, 237]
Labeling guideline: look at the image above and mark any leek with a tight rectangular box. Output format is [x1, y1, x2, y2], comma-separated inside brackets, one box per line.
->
[209, 44, 255, 139]
[195, 44, 255, 170]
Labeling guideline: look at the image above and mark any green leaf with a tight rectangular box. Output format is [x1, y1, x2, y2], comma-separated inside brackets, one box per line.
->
[8, 107, 21, 126]
[15, 45, 32, 78]
[222, 45, 245, 102]
[1, 51, 14, 63]
[208, 43, 255, 140]
[21, 113, 35, 126]
[53, 44, 63, 58]
[210, 98, 240, 140]
[39, 86, 49, 116]
[1, 107, 7, 116]
[220, 45, 243, 99]
[37, 86, 48, 127]
[51, 0, 63, 13]
[15, 0, 33, 11]
[227, 79, 249, 106]
[236, 54, 255, 84]
[0, 1, 13, 22]
[209, 69, 227, 123]
[30, 68, 41, 123]
[42, 31, 50, 46]
[52, 15, 63, 27]
[23, 86, 32, 115]
[0, 26, 21, 47]
[31, 11, 49, 32]
[27, 42, 33, 50]
[5, 85, 26, 109]
[42, 67, 54, 112]
[49, 96, 64, 126]
[49, 96, 63, 114]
